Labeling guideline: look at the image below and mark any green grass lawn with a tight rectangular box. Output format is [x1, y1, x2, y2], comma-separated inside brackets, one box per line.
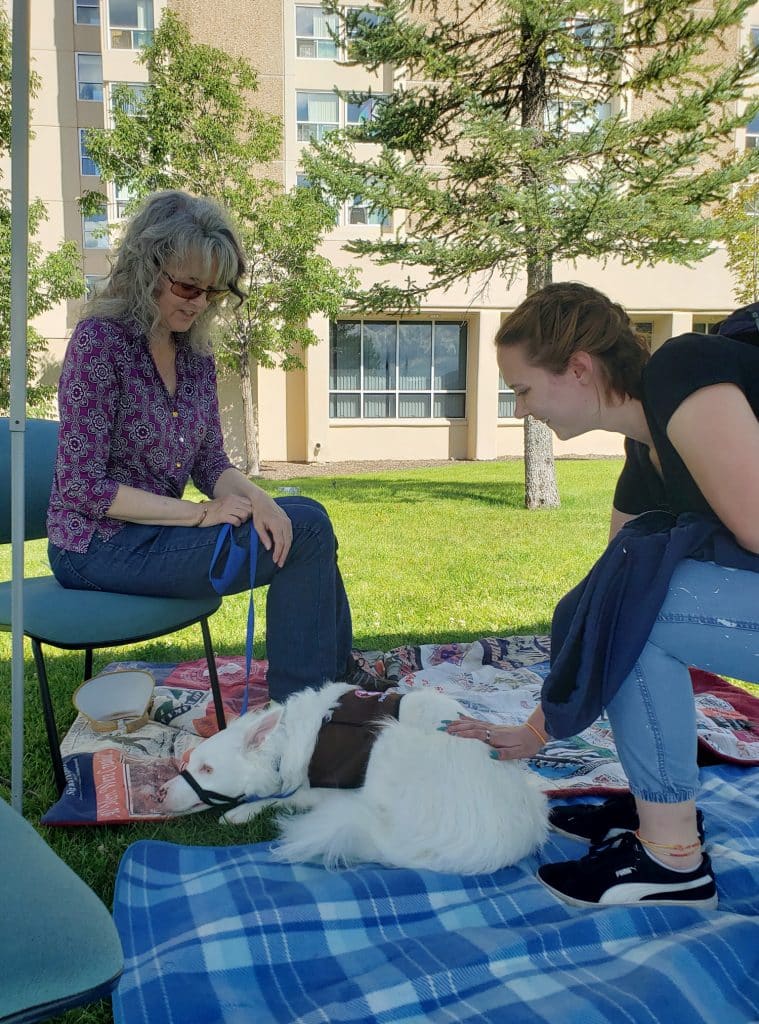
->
[0, 458, 621, 1024]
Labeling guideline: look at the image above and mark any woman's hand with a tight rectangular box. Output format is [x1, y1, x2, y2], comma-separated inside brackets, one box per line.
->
[249, 490, 293, 567]
[445, 715, 546, 760]
[196, 494, 253, 528]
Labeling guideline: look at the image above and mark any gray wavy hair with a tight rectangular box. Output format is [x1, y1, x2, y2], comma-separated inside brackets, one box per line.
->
[85, 190, 246, 351]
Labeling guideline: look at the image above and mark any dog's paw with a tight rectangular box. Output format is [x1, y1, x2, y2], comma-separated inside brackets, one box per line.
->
[220, 803, 258, 825]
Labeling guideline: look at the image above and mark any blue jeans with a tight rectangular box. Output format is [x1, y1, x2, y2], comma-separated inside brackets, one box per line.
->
[48, 497, 353, 702]
[606, 558, 759, 803]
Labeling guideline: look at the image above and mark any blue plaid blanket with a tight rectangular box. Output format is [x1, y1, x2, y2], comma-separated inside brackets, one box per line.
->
[112, 763, 759, 1024]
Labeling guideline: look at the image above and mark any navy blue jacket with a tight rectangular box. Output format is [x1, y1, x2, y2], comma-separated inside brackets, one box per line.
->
[542, 511, 759, 738]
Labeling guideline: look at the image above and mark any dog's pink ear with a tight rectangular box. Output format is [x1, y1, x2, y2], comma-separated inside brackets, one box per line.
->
[242, 708, 283, 753]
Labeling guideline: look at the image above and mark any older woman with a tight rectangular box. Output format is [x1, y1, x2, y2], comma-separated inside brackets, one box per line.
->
[48, 190, 353, 701]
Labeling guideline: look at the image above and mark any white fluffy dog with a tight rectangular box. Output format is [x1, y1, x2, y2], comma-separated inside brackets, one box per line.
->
[160, 682, 547, 874]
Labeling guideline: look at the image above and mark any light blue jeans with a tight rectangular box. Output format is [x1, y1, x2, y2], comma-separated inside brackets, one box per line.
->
[606, 558, 759, 803]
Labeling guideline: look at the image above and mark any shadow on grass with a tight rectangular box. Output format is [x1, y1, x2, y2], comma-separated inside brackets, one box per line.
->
[267, 477, 529, 509]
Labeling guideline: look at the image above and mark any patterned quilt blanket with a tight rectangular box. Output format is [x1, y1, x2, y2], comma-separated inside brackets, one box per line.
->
[44, 636, 759, 825]
[111, 761, 759, 1024]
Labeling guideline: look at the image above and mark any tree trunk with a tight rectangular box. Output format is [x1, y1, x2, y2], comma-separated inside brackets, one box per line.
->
[239, 348, 261, 477]
[520, 30, 560, 510]
[523, 260, 560, 509]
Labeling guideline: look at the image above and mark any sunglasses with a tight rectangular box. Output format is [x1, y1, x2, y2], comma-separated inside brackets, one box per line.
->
[163, 272, 229, 303]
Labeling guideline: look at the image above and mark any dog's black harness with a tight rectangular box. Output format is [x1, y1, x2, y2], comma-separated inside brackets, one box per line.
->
[179, 689, 404, 810]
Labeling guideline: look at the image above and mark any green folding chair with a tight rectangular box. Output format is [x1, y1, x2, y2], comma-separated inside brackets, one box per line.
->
[0, 418, 227, 794]
[0, 796, 124, 1022]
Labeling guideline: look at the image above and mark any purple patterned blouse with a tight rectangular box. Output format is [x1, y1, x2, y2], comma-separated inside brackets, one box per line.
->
[48, 316, 233, 553]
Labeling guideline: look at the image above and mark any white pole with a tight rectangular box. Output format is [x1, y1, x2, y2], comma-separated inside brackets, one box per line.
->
[9, 0, 30, 812]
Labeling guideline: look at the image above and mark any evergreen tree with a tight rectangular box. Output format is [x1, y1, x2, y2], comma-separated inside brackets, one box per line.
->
[305, 0, 759, 507]
[84, 10, 354, 473]
[0, 11, 84, 414]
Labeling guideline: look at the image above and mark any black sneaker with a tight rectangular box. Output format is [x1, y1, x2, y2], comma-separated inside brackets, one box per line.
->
[549, 793, 705, 847]
[537, 832, 718, 909]
[337, 653, 386, 691]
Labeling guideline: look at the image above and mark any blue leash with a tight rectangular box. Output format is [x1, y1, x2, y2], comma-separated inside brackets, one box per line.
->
[209, 521, 258, 714]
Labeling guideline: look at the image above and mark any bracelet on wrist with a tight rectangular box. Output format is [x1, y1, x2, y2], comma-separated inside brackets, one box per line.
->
[195, 502, 209, 527]
[524, 721, 547, 747]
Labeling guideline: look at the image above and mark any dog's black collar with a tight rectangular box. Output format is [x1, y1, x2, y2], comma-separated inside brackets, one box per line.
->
[179, 768, 299, 813]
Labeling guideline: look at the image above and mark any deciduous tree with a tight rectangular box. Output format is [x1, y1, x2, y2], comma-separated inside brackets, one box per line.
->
[84, 10, 354, 472]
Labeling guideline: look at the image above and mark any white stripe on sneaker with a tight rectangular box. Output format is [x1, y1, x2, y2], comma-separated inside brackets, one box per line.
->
[599, 877, 716, 905]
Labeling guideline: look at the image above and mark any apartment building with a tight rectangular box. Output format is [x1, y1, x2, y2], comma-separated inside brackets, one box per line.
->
[17, 0, 759, 465]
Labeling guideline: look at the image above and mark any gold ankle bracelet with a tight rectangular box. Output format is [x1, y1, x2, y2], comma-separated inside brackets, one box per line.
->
[634, 830, 701, 857]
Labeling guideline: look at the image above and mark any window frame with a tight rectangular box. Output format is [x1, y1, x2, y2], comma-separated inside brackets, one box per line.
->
[346, 192, 389, 227]
[746, 109, 759, 149]
[497, 372, 517, 419]
[692, 318, 723, 335]
[82, 207, 110, 249]
[108, 80, 150, 120]
[84, 273, 103, 297]
[295, 5, 340, 60]
[296, 89, 340, 142]
[78, 128, 100, 177]
[113, 181, 136, 219]
[107, 0, 154, 50]
[75, 52, 104, 102]
[74, 0, 100, 25]
[294, 5, 381, 61]
[329, 319, 468, 421]
[546, 97, 612, 134]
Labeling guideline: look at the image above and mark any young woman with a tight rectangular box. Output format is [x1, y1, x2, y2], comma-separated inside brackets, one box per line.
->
[448, 281, 759, 908]
[48, 190, 353, 701]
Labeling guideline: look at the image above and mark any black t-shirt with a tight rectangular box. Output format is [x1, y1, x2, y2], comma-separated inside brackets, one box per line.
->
[613, 332, 759, 517]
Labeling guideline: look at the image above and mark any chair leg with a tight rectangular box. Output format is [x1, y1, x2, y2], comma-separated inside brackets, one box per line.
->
[200, 616, 226, 731]
[84, 647, 94, 681]
[31, 639, 67, 795]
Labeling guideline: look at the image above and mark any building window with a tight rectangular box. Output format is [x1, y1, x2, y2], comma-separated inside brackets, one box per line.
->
[746, 110, 759, 149]
[498, 373, 516, 418]
[113, 181, 135, 218]
[84, 273, 103, 297]
[547, 13, 613, 63]
[346, 6, 380, 41]
[329, 320, 467, 419]
[109, 81, 149, 118]
[750, 26, 759, 49]
[296, 91, 339, 141]
[634, 321, 653, 346]
[693, 318, 722, 335]
[76, 53, 103, 101]
[346, 193, 388, 226]
[83, 209, 109, 249]
[346, 94, 385, 125]
[296, 173, 339, 225]
[298, 169, 388, 227]
[75, 0, 100, 25]
[570, 14, 613, 48]
[108, 0, 154, 49]
[295, 6, 339, 59]
[79, 129, 100, 176]
[546, 99, 612, 133]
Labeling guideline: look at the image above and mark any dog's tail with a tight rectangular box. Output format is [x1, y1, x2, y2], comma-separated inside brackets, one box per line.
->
[273, 792, 387, 870]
